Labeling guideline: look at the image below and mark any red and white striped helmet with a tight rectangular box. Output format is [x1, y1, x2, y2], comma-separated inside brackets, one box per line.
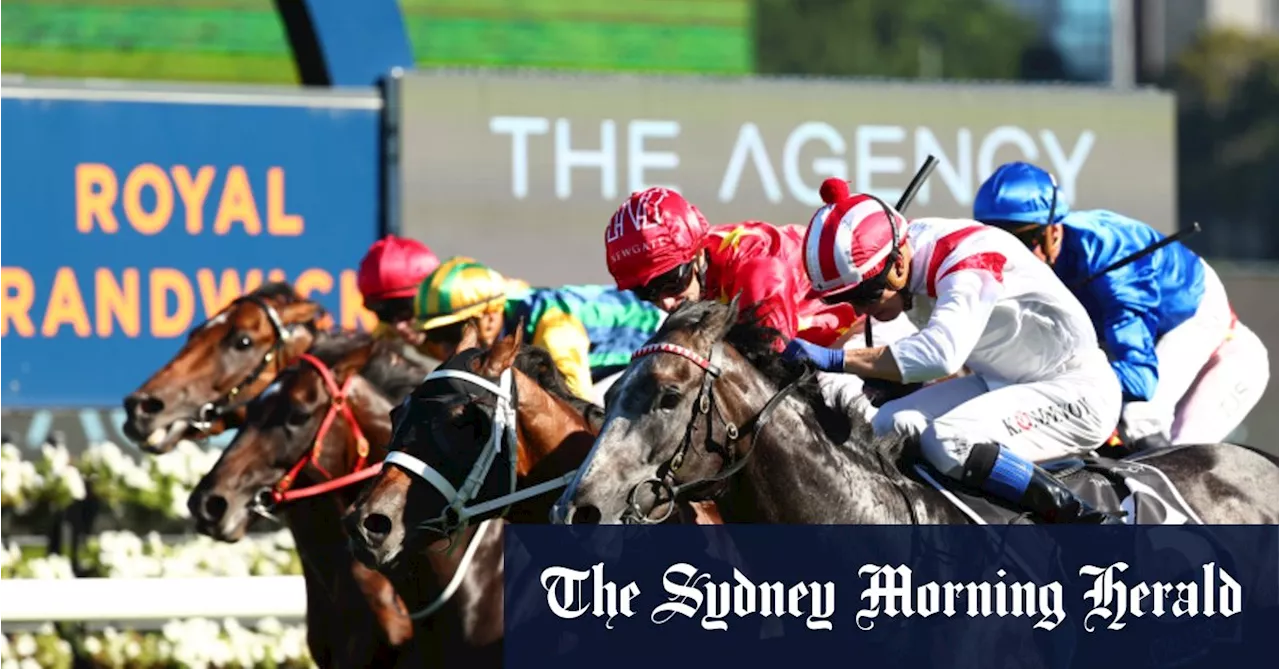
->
[803, 178, 908, 299]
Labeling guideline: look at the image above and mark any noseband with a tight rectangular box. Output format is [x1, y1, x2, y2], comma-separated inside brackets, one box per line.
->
[249, 353, 381, 521]
[383, 363, 580, 539]
[192, 295, 297, 434]
[621, 340, 813, 525]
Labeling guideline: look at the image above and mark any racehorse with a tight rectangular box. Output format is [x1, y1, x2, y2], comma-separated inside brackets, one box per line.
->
[342, 323, 610, 667]
[187, 332, 431, 668]
[552, 298, 1280, 526]
[123, 282, 327, 454]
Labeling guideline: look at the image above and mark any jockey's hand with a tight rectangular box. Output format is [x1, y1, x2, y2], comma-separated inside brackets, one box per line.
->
[781, 339, 844, 373]
[862, 378, 923, 408]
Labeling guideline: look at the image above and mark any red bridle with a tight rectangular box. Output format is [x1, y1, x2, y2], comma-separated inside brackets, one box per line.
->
[270, 353, 382, 504]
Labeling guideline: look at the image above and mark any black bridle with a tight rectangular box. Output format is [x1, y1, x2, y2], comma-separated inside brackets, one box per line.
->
[190, 295, 292, 434]
[621, 340, 814, 524]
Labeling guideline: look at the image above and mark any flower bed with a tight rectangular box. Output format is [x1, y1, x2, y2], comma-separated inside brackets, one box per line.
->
[2, 442, 315, 667]
[2, 619, 312, 669]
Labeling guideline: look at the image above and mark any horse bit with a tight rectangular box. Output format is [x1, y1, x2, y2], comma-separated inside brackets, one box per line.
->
[621, 341, 812, 525]
[190, 295, 298, 434]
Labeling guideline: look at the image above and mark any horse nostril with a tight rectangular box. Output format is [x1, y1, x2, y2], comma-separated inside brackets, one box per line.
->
[571, 505, 602, 525]
[125, 393, 165, 418]
[362, 513, 392, 544]
[201, 495, 228, 523]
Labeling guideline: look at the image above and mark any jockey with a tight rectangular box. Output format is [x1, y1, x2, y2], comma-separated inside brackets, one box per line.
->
[413, 256, 665, 405]
[974, 162, 1269, 449]
[357, 235, 442, 345]
[783, 177, 1124, 524]
[604, 186, 917, 404]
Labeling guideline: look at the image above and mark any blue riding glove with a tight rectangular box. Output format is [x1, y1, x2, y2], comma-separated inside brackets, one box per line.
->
[781, 338, 845, 373]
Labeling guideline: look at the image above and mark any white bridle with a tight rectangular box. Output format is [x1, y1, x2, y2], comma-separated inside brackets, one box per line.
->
[380, 365, 579, 619]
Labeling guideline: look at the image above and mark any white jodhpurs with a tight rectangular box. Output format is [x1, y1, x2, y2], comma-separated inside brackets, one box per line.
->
[1120, 261, 1266, 444]
[870, 348, 1122, 478]
[1166, 320, 1270, 444]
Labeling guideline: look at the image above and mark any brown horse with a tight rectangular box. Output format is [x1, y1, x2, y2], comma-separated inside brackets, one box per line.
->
[344, 324, 639, 667]
[187, 333, 431, 667]
[123, 282, 327, 454]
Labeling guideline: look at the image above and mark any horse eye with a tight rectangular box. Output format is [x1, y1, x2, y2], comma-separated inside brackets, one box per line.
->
[286, 407, 310, 427]
[658, 390, 682, 411]
[233, 334, 254, 351]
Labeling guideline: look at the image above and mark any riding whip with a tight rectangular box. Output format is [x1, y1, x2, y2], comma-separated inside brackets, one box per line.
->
[1072, 221, 1202, 289]
[864, 155, 939, 347]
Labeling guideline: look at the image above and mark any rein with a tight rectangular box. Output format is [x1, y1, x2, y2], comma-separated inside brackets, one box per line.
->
[251, 353, 379, 519]
[192, 296, 295, 434]
[621, 340, 813, 524]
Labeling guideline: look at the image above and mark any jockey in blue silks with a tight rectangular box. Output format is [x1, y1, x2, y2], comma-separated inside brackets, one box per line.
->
[973, 161, 1269, 451]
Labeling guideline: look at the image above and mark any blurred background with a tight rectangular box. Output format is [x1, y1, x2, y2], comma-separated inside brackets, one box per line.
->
[1, 1, 1276, 667]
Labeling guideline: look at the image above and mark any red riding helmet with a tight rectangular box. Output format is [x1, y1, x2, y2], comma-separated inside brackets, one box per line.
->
[357, 235, 441, 305]
[604, 187, 710, 290]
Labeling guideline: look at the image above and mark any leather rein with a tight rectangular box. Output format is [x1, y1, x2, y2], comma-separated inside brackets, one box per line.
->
[250, 352, 381, 520]
[621, 340, 814, 525]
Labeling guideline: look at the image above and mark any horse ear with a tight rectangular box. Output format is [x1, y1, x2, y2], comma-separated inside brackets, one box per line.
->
[457, 320, 480, 351]
[277, 300, 325, 327]
[333, 342, 376, 383]
[480, 320, 523, 376]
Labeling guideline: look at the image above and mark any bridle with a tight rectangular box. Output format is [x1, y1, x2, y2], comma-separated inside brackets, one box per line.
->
[381, 358, 579, 542]
[376, 356, 578, 621]
[620, 340, 813, 525]
[191, 295, 301, 434]
[249, 352, 382, 521]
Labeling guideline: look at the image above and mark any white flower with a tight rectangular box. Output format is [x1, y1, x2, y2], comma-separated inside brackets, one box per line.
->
[11, 635, 34, 659]
[17, 659, 38, 669]
[62, 467, 87, 501]
[82, 636, 102, 656]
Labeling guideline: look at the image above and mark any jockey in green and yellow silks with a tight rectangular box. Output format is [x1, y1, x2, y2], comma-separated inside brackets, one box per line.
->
[413, 257, 664, 404]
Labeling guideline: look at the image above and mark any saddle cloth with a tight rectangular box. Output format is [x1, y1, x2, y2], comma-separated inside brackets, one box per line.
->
[912, 446, 1205, 526]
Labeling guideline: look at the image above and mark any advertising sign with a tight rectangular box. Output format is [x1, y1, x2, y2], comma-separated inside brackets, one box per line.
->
[1, 80, 384, 407]
[396, 70, 1176, 287]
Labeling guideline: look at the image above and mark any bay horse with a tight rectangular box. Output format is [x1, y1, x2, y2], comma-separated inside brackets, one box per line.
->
[340, 323, 606, 667]
[552, 298, 1279, 526]
[187, 333, 432, 667]
[123, 282, 328, 454]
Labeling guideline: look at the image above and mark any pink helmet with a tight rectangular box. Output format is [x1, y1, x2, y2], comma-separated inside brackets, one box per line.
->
[604, 187, 710, 290]
[357, 235, 441, 305]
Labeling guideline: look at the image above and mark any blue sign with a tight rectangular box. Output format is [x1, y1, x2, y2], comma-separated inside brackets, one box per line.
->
[1, 88, 382, 407]
[506, 525, 1279, 669]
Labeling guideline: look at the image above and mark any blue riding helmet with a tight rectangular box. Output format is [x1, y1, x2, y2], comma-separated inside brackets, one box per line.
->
[973, 161, 1069, 225]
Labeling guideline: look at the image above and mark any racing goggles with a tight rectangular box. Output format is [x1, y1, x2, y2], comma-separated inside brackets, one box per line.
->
[368, 297, 416, 325]
[984, 220, 1045, 250]
[820, 274, 890, 308]
[632, 262, 695, 302]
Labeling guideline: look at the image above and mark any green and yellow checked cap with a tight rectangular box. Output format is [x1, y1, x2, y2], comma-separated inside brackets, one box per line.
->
[414, 256, 510, 331]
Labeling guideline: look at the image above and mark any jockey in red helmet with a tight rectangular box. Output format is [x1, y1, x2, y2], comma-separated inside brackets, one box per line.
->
[357, 235, 442, 345]
[605, 187, 916, 347]
[786, 178, 1124, 524]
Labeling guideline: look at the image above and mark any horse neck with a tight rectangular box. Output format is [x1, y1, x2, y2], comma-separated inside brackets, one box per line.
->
[711, 362, 926, 524]
[508, 369, 596, 524]
[403, 518, 506, 649]
[300, 374, 394, 508]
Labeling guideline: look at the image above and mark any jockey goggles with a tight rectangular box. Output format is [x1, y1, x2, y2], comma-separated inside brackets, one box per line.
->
[632, 261, 696, 302]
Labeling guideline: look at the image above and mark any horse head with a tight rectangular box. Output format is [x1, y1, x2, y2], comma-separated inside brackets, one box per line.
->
[187, 332, 422, 542]
[122, 282, 327, 454]
[346, 321, 598, 571]
[553, 297, 843, 525]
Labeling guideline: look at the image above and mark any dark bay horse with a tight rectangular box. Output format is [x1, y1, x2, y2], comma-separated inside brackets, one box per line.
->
[123, 282, 328, 454]
[552, 298, 1279, 526]
[343, 324, 610, 667]
[187, 333, 431, 667]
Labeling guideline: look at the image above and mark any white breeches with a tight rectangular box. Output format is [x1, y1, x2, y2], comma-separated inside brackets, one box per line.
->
[1120, 261, 1270, 444]
[868, 348, 1122, 478]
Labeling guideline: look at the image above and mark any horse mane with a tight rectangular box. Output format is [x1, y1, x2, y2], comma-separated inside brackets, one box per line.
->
[304, 331, 430, 404]
[659, 300, 860, 445]
[247, 281, 305, 304]
[512, 345, 606, 429]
